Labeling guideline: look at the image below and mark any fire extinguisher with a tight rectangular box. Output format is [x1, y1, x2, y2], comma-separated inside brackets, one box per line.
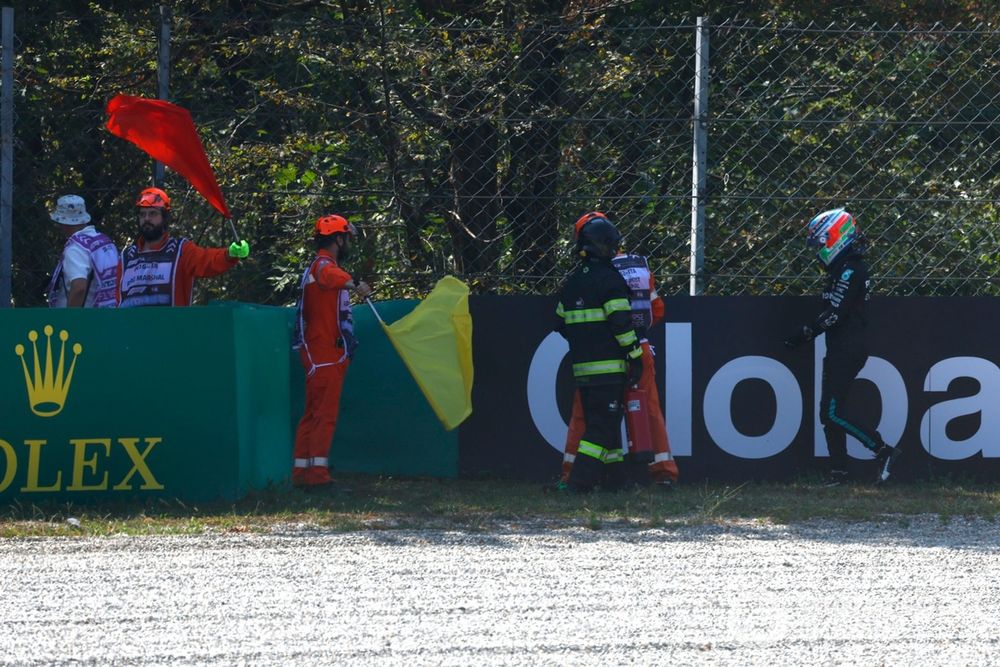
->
[625, 386, 653, 464]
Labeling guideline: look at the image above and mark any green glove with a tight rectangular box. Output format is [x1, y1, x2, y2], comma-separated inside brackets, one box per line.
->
[228, 240, 250, 259]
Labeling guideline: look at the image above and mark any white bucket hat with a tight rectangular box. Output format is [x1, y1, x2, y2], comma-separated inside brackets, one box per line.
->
[50, 194, 92, 226]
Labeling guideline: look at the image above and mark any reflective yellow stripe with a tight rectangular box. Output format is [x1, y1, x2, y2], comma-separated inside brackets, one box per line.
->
[578, 440, 623, 463]
[578, 440, 606, 461]
[556, 302, 565, 318]
[573, 359, 626, 376]
[627, 346, 643, 360]
[616, 330, 638, 347]
[603, 298, 632, 316]
[563, 308, 607, 324]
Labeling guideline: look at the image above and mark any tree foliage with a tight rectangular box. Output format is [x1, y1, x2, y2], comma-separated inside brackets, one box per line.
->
[7, 1, 1000, 306]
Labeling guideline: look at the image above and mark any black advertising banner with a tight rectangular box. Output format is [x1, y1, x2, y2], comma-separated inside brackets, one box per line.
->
[461, 295, 1000, 482]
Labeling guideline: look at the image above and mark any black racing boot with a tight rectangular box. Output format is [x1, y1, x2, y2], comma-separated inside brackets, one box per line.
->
[825, 452, 850, 487]
[875, 444, 902, 483]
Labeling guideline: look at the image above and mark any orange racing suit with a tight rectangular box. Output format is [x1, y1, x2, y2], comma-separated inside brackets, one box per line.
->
[292, 249, 358, 487]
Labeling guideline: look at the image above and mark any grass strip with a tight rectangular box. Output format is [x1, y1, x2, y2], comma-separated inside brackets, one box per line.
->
[2, 474, 999, 537]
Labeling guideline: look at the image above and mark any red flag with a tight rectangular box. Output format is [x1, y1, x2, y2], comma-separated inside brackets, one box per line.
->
[105, 94, 231, 218]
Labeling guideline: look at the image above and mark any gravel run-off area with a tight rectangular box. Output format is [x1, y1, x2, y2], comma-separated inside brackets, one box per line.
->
[2, 517, 1000, 666]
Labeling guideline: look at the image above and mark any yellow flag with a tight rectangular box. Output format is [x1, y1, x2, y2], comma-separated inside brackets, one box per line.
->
[381, 276, 473, 430]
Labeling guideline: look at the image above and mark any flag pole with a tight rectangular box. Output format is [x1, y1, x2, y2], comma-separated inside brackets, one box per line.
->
[365, 297, 385, 325]
[226, 217, 240, 242]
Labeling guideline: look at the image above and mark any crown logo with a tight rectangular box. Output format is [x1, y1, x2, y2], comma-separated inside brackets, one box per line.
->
[14, 325, 83, 418]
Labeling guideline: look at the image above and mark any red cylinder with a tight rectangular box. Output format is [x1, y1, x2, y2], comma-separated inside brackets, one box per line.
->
[625, 387, 653, 461]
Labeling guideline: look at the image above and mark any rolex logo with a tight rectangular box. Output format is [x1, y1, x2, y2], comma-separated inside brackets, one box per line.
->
[14, 326, 82, 418]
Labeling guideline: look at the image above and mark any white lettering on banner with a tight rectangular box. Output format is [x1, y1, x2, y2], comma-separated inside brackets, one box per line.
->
[664, 323, 692, 456]
[525, 321, 1000, 460]
[527, 332, 570, 453]
[703, 356, 802, 458]
[527, 331, 677, 454]
[526, 323, 781, 458]
[811, 335, 907, 459]
[921, 357, 1000, 460]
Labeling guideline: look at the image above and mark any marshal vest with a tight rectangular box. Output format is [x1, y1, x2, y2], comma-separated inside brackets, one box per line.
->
[293, 256, 358, 373]
[612, 253, 654, 338]
[119, 237, 186, 308]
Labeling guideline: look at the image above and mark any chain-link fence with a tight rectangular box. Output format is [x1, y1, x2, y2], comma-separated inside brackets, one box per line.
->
[6, 6, 1000, 306]
[0, 6, 13, 308]
[9, 6, 163, 305]
[710, 22, 1000, 296]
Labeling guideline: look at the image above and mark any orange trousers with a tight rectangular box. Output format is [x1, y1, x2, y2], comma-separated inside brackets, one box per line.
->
[293, 355, 350, 486]
[562, 341, 678, 483]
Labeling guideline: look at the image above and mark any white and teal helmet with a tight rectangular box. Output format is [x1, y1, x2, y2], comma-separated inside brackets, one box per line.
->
[806, 208, 858, 266]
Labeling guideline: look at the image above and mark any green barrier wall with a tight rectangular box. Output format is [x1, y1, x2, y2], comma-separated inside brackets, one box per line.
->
[0, 300, 457, 503]
[0, 303, 292, 502]
[288, 300, 459, 479]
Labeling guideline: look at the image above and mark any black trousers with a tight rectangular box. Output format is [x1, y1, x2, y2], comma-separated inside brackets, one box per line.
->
[819, 352, 884, 469]
[568, 381, 625, 491]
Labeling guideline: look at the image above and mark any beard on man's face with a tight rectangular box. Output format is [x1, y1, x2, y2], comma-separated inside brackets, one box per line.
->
[139, 221, 165, 242]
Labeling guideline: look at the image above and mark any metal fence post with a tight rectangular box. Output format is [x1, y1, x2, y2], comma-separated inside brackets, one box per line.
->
[0, 6, 13, 307]
[690, 17, 709, 296]
[152, 4, 170, 187]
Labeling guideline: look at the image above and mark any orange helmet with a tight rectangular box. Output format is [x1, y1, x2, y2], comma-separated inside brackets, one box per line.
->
[573, 211, 609, 241]
[315, 214, 356, 236]
[136, 187, 171, 210]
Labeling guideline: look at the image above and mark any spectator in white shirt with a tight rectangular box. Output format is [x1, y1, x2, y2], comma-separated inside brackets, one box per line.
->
[46, 195, 120, 308]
